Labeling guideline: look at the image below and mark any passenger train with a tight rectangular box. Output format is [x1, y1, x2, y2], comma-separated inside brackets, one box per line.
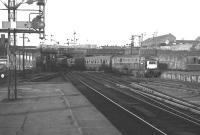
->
[110, 55, 160, 77]
[61, 55, 161, 77]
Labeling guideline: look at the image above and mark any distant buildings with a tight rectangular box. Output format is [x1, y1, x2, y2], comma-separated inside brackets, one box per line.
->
[171, 40, 200, 51]
[141, 33, 200, 51]
[142, 33, 176, 48]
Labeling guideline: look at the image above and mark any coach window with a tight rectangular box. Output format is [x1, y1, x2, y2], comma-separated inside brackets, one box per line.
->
[193, 57, 197, 64]
[120, 58, 122, 63]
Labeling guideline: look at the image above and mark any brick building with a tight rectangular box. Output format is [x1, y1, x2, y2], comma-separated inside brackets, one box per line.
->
[157, 50, 188, 70]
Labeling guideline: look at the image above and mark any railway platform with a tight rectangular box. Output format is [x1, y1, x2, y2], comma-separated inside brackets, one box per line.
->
[0, 80, 122, 135]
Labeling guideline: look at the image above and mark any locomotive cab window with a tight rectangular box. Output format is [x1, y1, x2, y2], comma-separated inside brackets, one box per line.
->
[148, 61, 156, 64]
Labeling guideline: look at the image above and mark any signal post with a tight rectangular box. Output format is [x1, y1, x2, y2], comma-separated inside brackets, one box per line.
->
[0, 0, 46, 100]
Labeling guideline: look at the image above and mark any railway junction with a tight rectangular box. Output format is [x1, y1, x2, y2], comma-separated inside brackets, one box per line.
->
[0, 33, 200, 135]
[0, 71, 200, 135]
[1, 32, 200, 135]
[0, 1, 200, 135]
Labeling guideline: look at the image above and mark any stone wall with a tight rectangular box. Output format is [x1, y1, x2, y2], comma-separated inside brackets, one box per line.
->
[157, 50, 188, 70]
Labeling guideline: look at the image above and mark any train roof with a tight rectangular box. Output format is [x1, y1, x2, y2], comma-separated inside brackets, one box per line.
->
[85, 55, 112, 58]
[112, 55, 140, 58]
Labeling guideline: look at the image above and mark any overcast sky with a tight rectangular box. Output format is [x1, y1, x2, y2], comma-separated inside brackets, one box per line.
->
[1, 0, 200, 46]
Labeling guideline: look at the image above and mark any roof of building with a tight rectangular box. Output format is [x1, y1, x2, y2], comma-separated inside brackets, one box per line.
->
[142, 33, 176, 46]
[175, 40, 200, 45]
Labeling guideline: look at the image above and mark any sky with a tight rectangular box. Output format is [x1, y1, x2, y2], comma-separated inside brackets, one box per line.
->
[1, 0, 200, 46]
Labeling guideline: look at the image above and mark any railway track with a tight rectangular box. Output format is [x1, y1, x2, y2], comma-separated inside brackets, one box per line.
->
[82, 72, 200, 120]
[127, 76, 200, 90]
[95, 72, 200, 114]
[65, 71, 200, 135]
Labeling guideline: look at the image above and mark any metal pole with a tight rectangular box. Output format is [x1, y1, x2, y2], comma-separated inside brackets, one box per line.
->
[14, 28, 17, 99]
[131, 35, 134, 55]
[152, 34, 154, 48]
[18, 50, 20, 70]
[141, 34, 143, 47]
[22, 33, 25, 78]
[74, 32, 76, 45]
[7, 0, 12, 100]
[7, 29, 11, 100]
[6, 0, 18, 100]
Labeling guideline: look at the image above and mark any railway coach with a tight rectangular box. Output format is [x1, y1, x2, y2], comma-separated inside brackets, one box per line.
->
[63, 55, 160, 77]
[85, 55, 111, 71]
[111, 55, 160, 77]
[84, 55, 160, 77]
